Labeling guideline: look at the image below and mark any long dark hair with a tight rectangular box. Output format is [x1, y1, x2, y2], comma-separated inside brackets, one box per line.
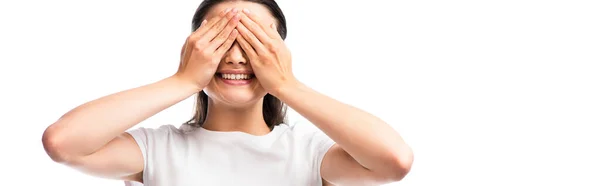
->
[184, 0, 288, 130]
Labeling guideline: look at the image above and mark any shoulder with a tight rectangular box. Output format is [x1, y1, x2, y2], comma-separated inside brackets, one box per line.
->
[281, 120, 335, 158]
[285, 120, 325, 137]
[280, 120, 334, 145]
[125, 124, 190, 152]
[126, 124, 182, 136]
[282, 120, 336, 186]
[292, 120, 333, 145]
[126, 124, 194, 138]
[123, 124, 192, 185]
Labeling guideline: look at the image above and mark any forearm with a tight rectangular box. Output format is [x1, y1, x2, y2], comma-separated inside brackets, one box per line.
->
[43, 76, 199, 159]
[274, 82, 412, 173]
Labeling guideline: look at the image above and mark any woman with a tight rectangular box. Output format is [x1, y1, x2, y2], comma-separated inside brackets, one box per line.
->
[41, 0, 414, 185]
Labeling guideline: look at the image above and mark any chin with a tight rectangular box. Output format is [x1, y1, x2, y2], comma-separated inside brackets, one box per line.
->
[204, 74, 267, 108]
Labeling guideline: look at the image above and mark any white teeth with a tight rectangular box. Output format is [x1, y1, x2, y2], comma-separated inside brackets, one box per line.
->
[221, 73, 251, 80]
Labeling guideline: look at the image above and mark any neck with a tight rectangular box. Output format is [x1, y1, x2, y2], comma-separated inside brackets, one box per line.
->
[201, 98, 271, 136]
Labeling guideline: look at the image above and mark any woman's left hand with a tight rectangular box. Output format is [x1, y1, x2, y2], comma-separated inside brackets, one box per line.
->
[235, 9, 298, 95]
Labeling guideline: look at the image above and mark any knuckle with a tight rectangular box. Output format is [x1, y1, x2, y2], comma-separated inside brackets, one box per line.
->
[217, 20, 227, 28]
[227, 20, 237, 27]
[256, 50, 266, 56]
[228, 33, 236, 40]
[248, 24, 257, 31]
[194, 41, 204, 50]
[260, 59, 269, 65]
[228, 36, 236, 42]
[200, 49, 212, 57]
[263, 42, 275, 52]
[204, 30, 215, 37]
[189, 34, 201, 41]
[266, 43, 277, 53]
[208, 59, 220, 65]
[268, 47, 277, 54]
[217, 32, 228, 40]
[187, 36, 196, 44]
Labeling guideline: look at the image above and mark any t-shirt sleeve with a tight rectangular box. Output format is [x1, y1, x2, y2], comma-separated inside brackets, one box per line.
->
[290, 120, 336, 184]
[125, 127, 149, 170]
[311, 126, 336, 182]
[123, 125, 176, 186]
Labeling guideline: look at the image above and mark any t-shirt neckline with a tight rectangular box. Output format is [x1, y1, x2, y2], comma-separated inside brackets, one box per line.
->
[193, 123, 289, 147]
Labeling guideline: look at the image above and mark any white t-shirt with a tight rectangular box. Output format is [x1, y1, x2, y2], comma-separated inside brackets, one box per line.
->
[124, 120, 336, 186]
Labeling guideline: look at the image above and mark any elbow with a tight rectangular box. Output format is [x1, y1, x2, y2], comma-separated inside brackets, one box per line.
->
[383, 145, 414, 182]
[388, 157, 413, 181]
[42, 124, 73, 164]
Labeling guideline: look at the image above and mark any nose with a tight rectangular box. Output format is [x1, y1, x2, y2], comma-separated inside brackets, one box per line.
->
[222, 42, 248, 65]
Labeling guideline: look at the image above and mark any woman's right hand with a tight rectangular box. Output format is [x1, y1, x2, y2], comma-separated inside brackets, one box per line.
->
[41, 8, 243, 184]
[174, 8, 241, 91]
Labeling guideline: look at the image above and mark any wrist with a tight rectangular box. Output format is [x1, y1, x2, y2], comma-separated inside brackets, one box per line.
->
[167, 75, 203, 93]
[271, 79, 306, 100]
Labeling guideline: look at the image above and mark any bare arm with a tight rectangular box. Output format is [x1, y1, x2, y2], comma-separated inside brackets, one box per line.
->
[41, 9, 241, 182]
[42, 76, 198, 181]
[227, 8, 412, 185]
[273, 83, 414, 185]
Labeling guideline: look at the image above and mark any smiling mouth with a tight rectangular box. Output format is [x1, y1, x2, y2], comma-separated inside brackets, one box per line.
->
[216, 73, 255, 80]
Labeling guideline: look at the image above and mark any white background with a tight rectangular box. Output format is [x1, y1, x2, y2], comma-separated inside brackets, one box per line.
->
[1, 0, 599, 185]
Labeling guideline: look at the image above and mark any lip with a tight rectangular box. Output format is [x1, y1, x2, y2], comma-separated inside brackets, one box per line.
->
[217, 69, 254, 74]
[216, 70, 254, 86]
[217, 76, 253, 86]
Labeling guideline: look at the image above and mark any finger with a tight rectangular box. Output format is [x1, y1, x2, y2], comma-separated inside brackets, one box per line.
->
[181, 37, 193, 64]
[180, 38, 187, 57]
[207, 11, 240, 51]
[206, 12, 241, 51]
[214, 29, 239, 57]
[236, 22, 267, 55]
[235, 32, 258, 59]
[178, 39, 188, 72]
[238, 11, 273, 45]
[192, 8, 232, 37]
[200, 9, 240, 43]
[242, 8, 281, 39]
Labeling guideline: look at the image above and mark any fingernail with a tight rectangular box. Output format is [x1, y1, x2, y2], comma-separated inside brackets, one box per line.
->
[232, 8, 239, 13]
[243, 8, 250, 14]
